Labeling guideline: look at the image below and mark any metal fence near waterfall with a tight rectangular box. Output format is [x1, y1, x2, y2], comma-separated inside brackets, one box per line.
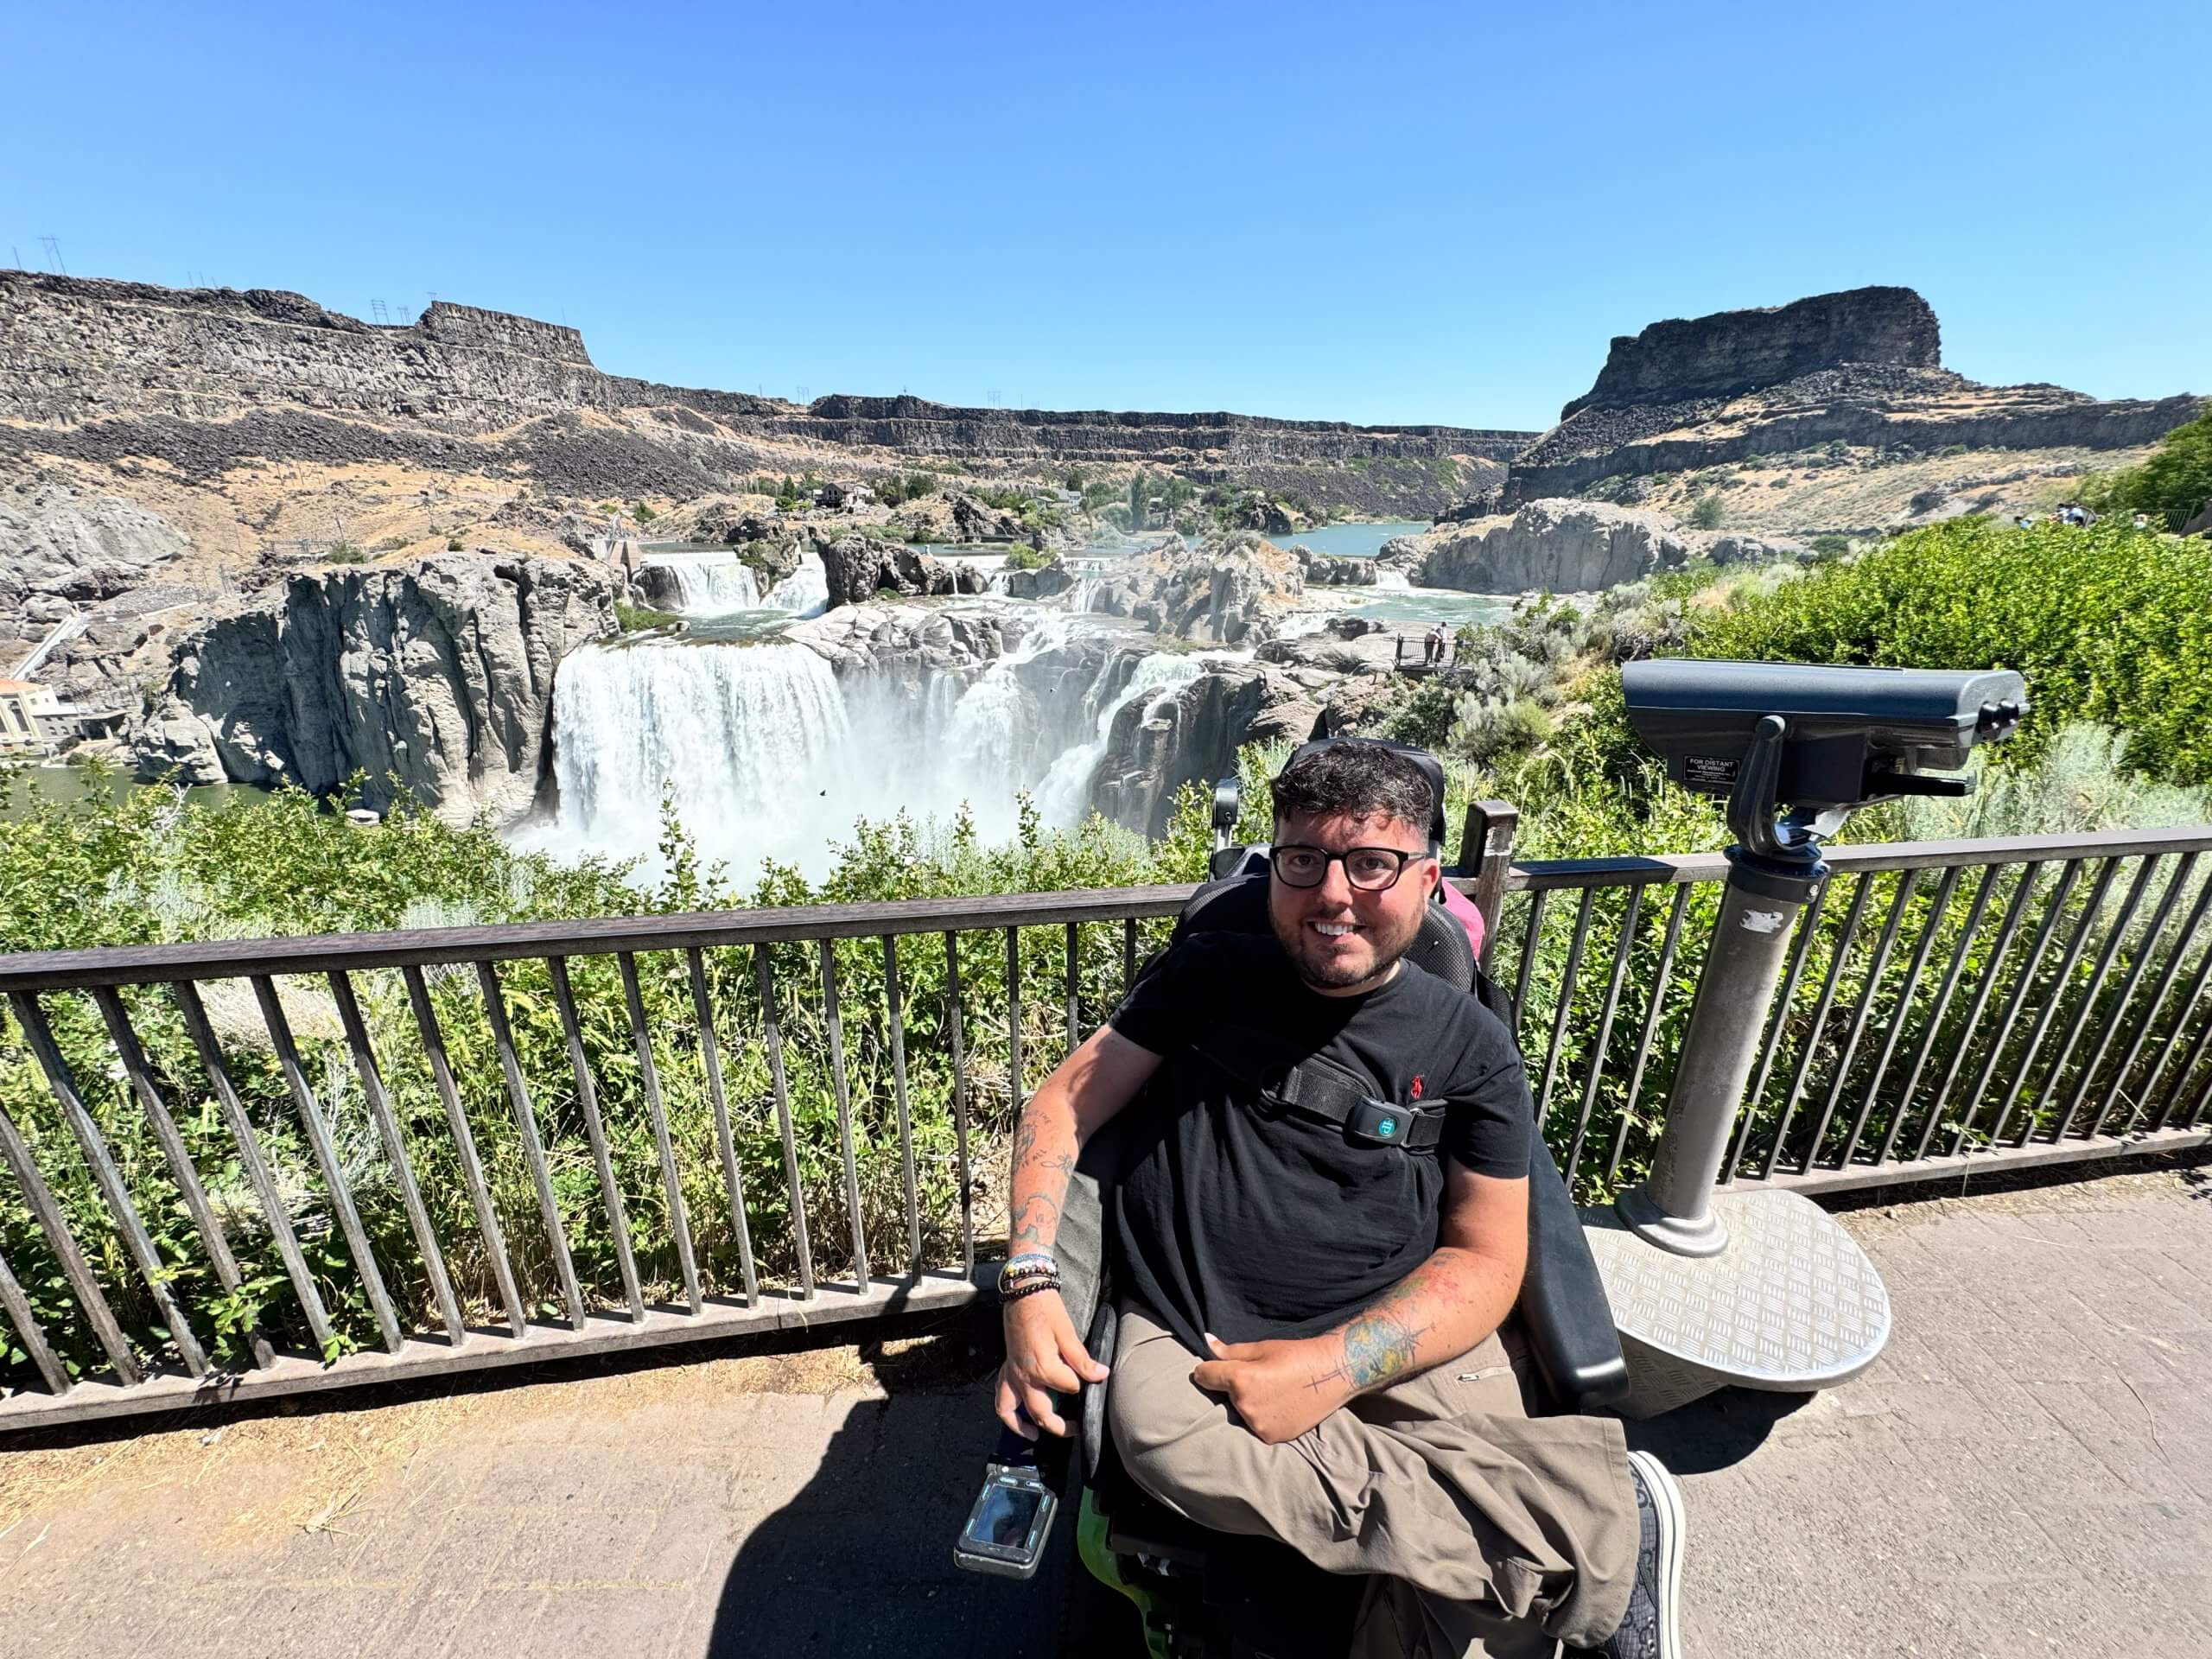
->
[2, 817, 2209, 1432]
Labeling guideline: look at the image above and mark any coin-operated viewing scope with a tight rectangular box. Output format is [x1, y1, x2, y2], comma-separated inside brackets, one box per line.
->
[1622, 659, 2027, 884]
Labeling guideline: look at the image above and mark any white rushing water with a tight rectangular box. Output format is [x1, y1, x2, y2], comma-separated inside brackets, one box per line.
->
[524, 612, 1200, 880]
[664, 557, 762, 613]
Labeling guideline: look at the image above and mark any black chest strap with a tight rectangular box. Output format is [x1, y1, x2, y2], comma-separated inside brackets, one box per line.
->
[1185, 1022, 1445, 1152]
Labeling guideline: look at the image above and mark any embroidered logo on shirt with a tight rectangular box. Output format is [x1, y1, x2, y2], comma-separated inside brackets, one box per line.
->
[1409, 1074, 1425, 1101]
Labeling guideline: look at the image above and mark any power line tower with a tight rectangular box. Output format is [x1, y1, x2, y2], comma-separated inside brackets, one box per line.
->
[371, 298, 390, 325]
[37, 237, 66, 276]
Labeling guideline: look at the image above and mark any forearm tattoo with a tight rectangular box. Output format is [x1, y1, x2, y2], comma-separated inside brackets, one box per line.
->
[1008, 1109, 1076, 1251]
[1310, 1270, 1441, 1393]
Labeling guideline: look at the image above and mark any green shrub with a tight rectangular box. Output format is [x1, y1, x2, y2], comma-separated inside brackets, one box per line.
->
[446, 537, 465, 551]
[615, 601, 681, 632]
[1808, 534, 1852, 559]
[326, 542, 366, 564]
[1002, 544, 1051, 571]
[1687, 493, 1725, 530]
[1692, 516, 2212, 785]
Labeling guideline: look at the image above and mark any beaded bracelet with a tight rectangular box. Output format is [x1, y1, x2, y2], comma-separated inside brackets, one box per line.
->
[1001, 1278, 1062, 1303]
[998, 1262, 1061, 1295]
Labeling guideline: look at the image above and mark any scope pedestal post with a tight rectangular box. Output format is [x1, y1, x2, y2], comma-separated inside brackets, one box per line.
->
[1582, 715, 1892, 1415]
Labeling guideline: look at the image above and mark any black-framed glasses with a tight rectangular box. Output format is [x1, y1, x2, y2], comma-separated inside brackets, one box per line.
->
[1269, 843, 1432, 892]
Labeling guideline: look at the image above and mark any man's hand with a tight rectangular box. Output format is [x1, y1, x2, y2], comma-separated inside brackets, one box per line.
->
[1191, 1332, 1354, 1446]
[995, 1288, 1109, 1441]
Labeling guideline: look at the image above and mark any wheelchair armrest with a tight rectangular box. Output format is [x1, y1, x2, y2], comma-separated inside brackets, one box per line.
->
[1519, 1131, 1630, 1413]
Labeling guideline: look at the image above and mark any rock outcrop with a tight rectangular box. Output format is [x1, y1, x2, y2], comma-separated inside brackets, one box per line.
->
[1092, 661, 1319, 836]
[1414, 499, 1803, 594]
[1564, 288, 1942, 416]
[1, 479, 193, 707]
[133, 553, 615, 823]
[1078, 535, 1303, 644]
[1505, 288, 2198, 510]
[818, 536, 962, 608]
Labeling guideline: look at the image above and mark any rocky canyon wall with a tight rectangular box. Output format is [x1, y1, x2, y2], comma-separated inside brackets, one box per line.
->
[134, 553, 616, 823]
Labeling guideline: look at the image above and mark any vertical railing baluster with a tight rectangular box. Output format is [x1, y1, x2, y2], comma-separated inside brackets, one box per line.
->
[2150, 1005, 2212, 1131]
[1509, 889, 1549, 1033]
[1722, 877, 1832, 1184]
[0, 1095, 138, 1384]
[617, 953, 701, 1313]
[2183, 1046, 2212, 1130]
[1800, 870, 1920, 1173]
[11, 994, 212, 1376]
[944, 931, 975, 1277]
[327, 970, 466, 1346]
[251, 975, 404, 1354]
[1605, 883, 1692, 1185]
[1916, 863, 2046, 1160]
[2091, 867, 2212, 1135]
[1879, 864, 2001, 1164]
[93, 985, 275, 1370]
[2056, 855, 2196, 1141]
[1948, 861, 2085, 1156]
[1006, 925, 1025, 1120]
[818, 940, 869, 1290]
[402, 965, 528, 1338]
[474, 962, 587, 1328]
[0, 1240, 70, 1394]
[1760, 873, 1875, 1180]
[176, 979, 336, 1353]
[2134, 903, 2212, 1132]
[753, 945, 813, 1299]
[881, 937, 922, 1277]
[1065, 921, 1081, 1052]
[1563, 885, 1643, 1179]
[687, 947, 759, 1307]
[2021, 855, 2164, 1144]
[1985, 858, 2126, 1147]
[1535, 890, 1595, 1123]
[1839, 867, 1960, 1169]
[1122, 918, 1137, 997]
[547, 957, 645, 1321]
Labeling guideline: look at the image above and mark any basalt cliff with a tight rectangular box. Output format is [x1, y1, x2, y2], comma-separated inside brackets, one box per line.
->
[1497, 286, 2197, 524]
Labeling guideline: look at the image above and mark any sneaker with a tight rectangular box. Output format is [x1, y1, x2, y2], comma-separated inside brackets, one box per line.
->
[1576, 1448, 1684, 1659]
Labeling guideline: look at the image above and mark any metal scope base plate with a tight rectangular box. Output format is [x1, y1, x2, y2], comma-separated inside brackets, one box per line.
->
[1581, 1187, 1892, 1420]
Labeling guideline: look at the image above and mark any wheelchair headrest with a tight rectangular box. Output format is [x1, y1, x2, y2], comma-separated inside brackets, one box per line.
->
[1175, 867, 1477, 995]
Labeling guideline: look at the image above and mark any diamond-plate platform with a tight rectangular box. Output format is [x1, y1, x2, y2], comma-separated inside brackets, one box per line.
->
[1582, 1187, 1892, 1418]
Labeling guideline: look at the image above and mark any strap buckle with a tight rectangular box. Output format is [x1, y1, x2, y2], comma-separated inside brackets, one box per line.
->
[1347, 1096, 1411, 1146]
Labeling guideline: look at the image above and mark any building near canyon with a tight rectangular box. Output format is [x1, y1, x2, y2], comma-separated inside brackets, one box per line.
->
[0, 677, 60, 754]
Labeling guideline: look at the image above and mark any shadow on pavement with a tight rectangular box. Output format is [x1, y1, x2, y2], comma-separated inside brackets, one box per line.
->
[705, 1331, 1077, 1658]
[1620, 1385, 1814, 1474]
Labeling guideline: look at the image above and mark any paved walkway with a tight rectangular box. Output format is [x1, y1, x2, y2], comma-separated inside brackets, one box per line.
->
[2, 1163, 2207, 1657]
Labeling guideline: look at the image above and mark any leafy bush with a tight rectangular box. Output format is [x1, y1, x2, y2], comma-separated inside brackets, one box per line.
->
[1692, 516, 2212, 785]
[1687, 493, 1725, 530]
[1808, 534, 1852, 558]
[1002, 544, 1051, 571]
[326, 543, 366, 564]
[615, 601, 681, 632]
[446, 537, 464, 551]
[2077, 402, 2212, 528]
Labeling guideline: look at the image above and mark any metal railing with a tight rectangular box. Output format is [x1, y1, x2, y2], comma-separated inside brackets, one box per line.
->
[1, 823, 2208, 1431]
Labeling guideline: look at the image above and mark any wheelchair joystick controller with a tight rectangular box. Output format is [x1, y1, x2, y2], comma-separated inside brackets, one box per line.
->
[1589, 660, 2026, 1415]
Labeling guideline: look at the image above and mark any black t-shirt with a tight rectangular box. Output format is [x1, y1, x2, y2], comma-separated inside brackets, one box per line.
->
[1104, 930, 1531, 1353]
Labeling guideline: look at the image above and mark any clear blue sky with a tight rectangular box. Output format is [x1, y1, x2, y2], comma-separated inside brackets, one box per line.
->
[6, 0, 2206, 431]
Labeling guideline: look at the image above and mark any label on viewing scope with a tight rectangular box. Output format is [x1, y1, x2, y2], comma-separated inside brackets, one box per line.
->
[1686, 754, 1739, 787]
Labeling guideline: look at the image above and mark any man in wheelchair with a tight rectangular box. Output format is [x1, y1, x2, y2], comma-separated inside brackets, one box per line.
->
[991, 740, 1684, 1657]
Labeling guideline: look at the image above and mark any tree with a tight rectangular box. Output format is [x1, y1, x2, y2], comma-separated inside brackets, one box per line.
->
[1128, 471, 1147, 531]
[1688, 493, 1726, 530]
[2079, 404, 2212, 529]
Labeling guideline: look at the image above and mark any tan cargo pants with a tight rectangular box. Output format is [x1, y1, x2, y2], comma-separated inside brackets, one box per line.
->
[1107, 1303, 1639, 1658]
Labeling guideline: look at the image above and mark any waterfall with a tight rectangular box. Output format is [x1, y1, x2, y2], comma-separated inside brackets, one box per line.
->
[764, 552, 830, 617]
[1033, 652, 1205, 825]
[529, 639, 856, 874]
[1371, 566, 1413, 591]
[526, 609, 1189, 880]
[662, 557, 763, 614]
